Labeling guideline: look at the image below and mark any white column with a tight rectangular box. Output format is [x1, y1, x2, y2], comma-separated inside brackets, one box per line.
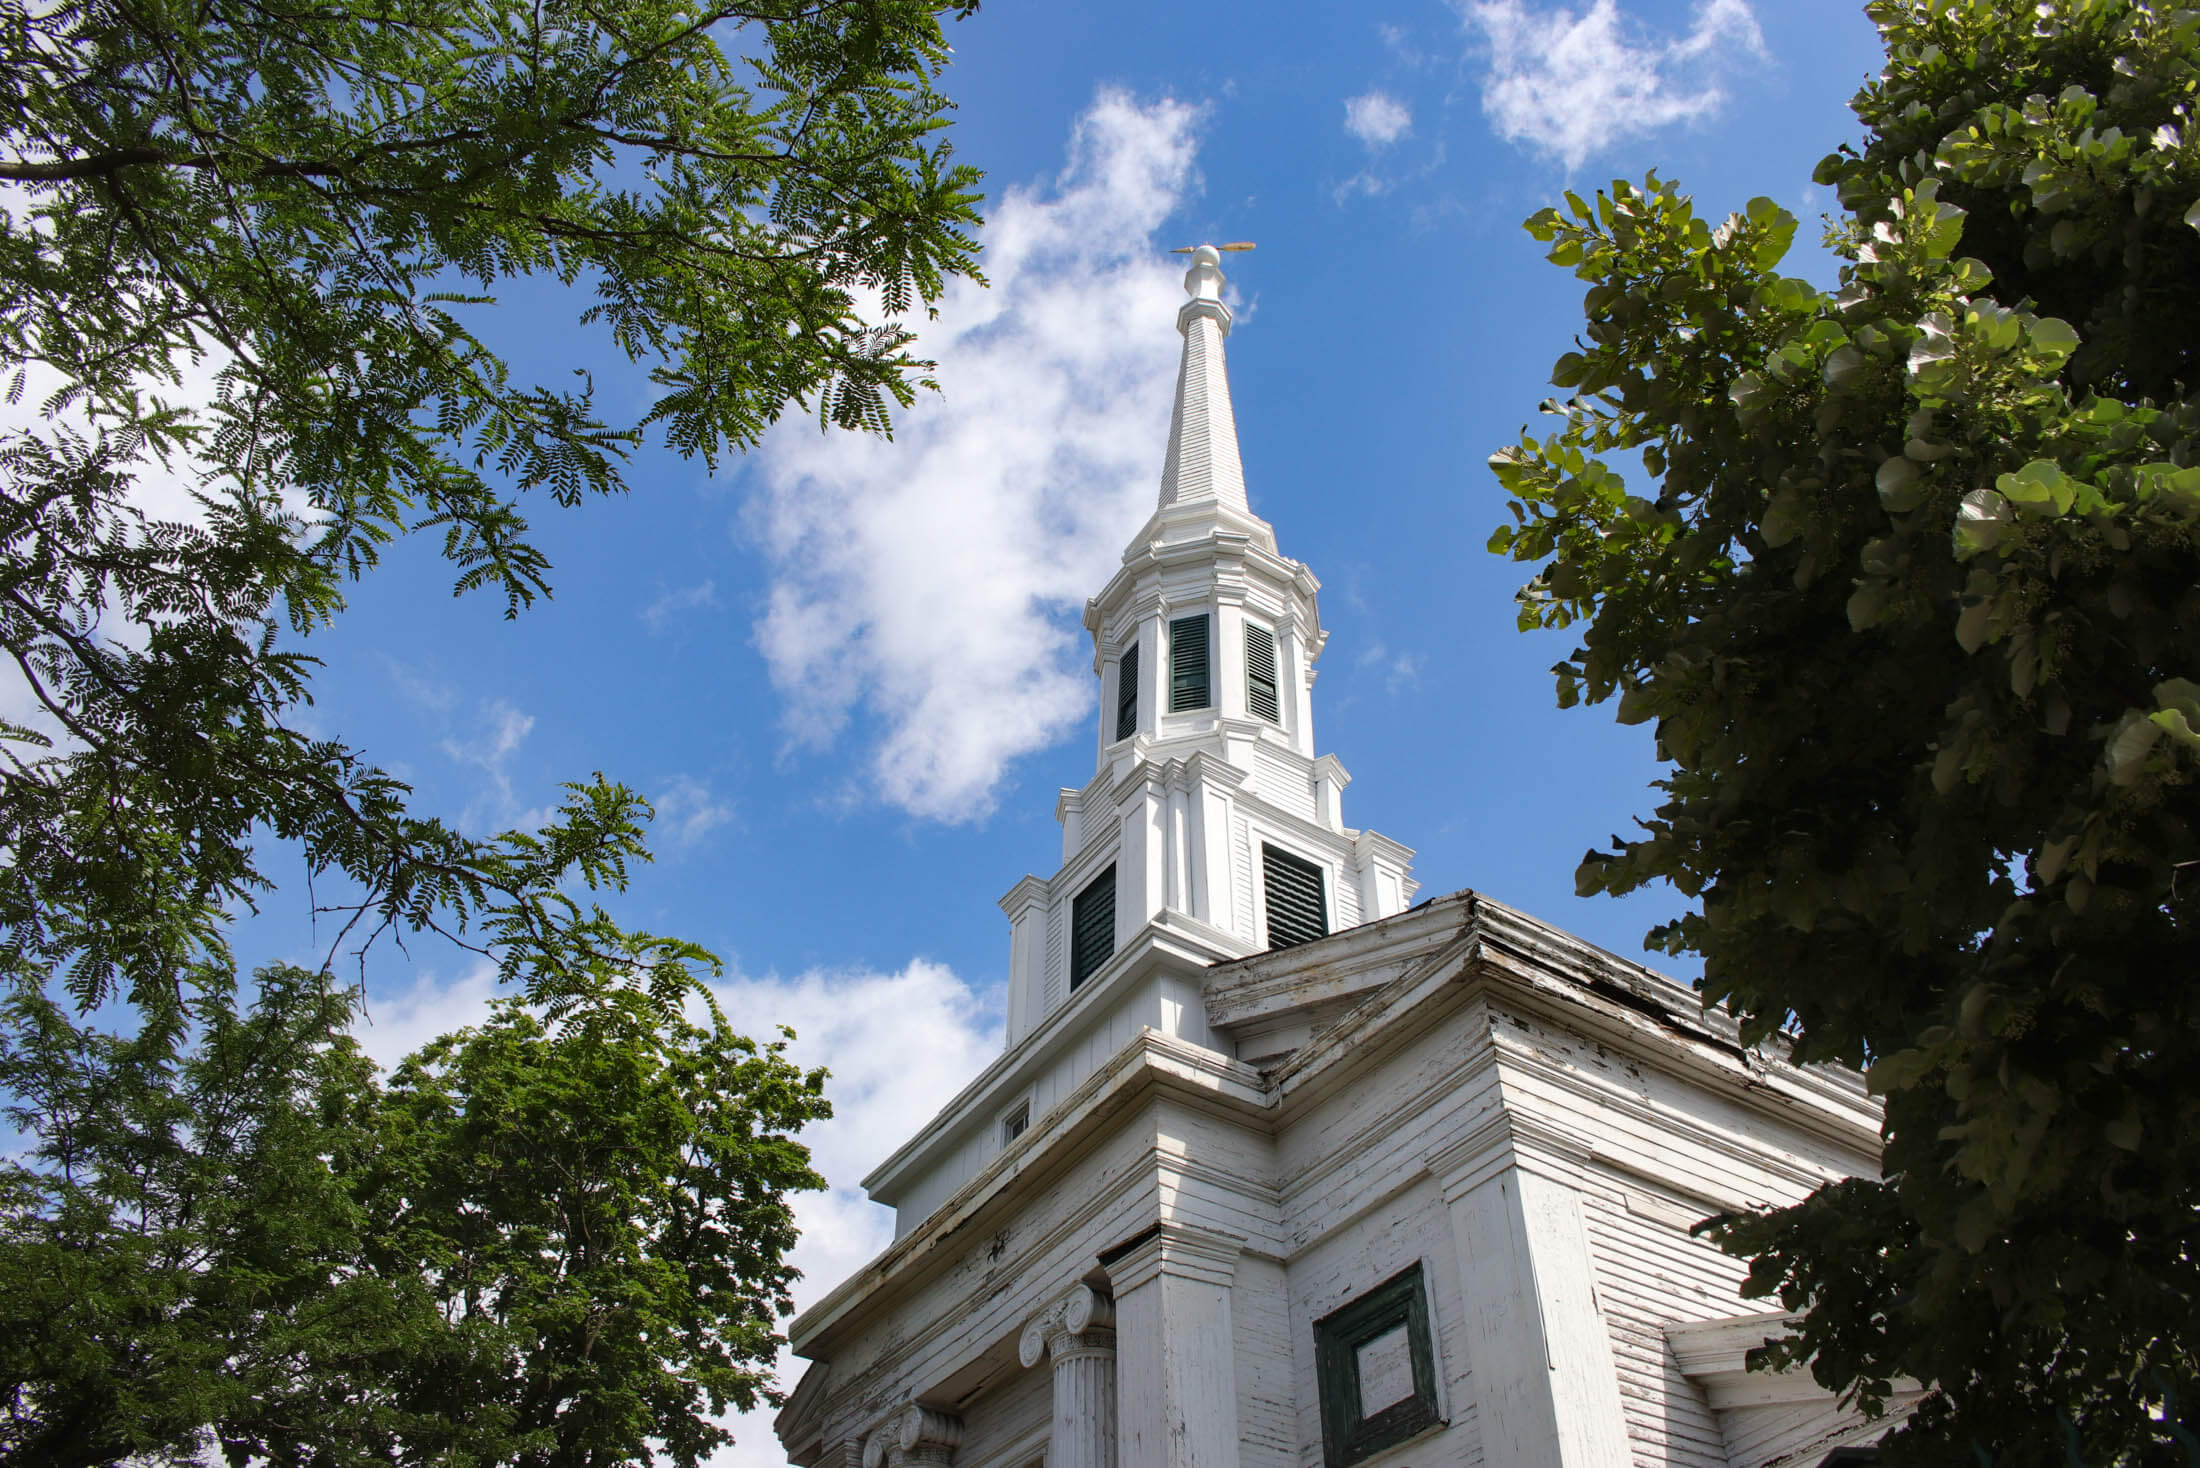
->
[1167, 769, 1198, 916]
[1104, 1223, 1243, 1468]
[1433, 1121, 1631, 1468]
[1214, 600, 1247, 725]
[1116, 769, 1167, 941]
[1020, 1284, 1118, 1468]
[1186, 756, 1245, 941]
[1275, 616, 1308, 755]
[1140, 610, 1167, 733]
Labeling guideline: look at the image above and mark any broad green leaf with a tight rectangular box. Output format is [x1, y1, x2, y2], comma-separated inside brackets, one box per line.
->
[2105, 710, 2165, 784]
[1996, 460, 2076, 515]
[1953, 488, 2012, 558]
[1761, 485, 1809, 547]
[1876, 455, 1925, 511]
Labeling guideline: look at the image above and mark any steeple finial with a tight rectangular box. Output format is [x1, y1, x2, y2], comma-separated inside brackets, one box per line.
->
[1155, 243, 1253, 516]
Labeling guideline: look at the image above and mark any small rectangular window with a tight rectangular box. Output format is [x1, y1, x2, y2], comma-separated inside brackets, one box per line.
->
[1115, 642, 1140, 741]
[1001, 1101, 1030, 1144]
[1314, 1264, 1441, 1467]
[1169, 614, 1210, 711]
[1263, 843, 1329, 950]
[1246, 623, 1280, 724]
[1070, 864, 1116, 990]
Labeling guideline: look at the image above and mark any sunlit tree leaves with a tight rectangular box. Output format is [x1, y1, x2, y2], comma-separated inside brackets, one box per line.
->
[1489, 1, 2199, 1460]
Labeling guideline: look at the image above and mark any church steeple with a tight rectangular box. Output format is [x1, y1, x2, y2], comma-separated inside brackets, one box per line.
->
[995, 244, 1417, 1050]
[1156, 246, 1249, 516]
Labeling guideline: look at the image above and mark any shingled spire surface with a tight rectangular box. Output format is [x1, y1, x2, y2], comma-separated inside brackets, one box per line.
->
[1154, 246, 1250, 516]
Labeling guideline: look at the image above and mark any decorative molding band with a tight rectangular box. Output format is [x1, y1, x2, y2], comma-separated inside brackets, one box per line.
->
[1099, 1220, 1245, 1294]
[1018, 1282, 1118, 1368]
[1427, 1105, 1595, 1201]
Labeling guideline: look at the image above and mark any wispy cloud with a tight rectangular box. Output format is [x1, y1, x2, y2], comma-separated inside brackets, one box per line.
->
[651, 773, 733, 850]
[438, 697, 547, 832]
[1358, 639, 1425, 695]
[748, 90, 1204, 822]
[1378, 22, 1427, 67]
[1344, 90, 1413, 148]
[642, 578, 719, 632]
[1460, 0, 1766, 171]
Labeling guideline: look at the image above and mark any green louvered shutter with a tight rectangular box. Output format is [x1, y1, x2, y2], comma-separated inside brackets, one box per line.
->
[1115, 642, 1140, 741]
[1070, 865, 1116, 990]
[1169, 614, 1210, 711]
[1245, 624, 1280, 723]
[1262, 844, 1328, 950]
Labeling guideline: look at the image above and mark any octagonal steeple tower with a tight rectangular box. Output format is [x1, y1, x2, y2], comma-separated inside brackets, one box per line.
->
[997, 246, 1417, 1047]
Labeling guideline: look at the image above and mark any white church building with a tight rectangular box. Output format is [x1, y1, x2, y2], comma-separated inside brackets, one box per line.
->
[774, 247, 1911, 1468]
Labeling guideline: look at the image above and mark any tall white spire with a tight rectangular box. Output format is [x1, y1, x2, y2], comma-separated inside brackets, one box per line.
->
[994, 239, 1416, 1053]
[1155, 245, 1250, 516]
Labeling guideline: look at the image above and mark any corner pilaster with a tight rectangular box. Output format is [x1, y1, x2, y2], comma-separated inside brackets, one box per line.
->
[1000, 875, 1051, 1048]
[1102, 1223, 1244, 1468]
[1429, 1116, 1631, 1468]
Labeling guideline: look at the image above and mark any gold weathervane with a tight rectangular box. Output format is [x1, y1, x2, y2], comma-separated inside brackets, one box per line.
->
[1170, 242, 1257, 254]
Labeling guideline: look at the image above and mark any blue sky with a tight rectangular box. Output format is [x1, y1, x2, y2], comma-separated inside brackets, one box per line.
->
[130, 0, 1889, 1457]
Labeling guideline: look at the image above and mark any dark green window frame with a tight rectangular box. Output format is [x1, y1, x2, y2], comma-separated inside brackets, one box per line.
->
[1169, 613, 1210, 711]
[1313, 1263, 1441, 1468]
[1069, 864, 1116, 991]
[1245, 622, 1280, 724]
[1115, 641, 1140, 741]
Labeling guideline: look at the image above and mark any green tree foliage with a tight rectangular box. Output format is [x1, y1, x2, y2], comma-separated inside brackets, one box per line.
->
[0, 966, 830, 1467]
[0, 0, 975, 1459]
[0, 0, 983, 1019]
[1486, 1, 2199, 1459]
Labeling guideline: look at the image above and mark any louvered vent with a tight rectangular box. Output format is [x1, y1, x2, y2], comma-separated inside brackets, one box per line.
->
[1115, 642, 1140, 741]
[1169, 614, 1210, 711]
[1070, 865, 1116, 990]
[1246, 624, 1279, 723]
[1262, 844, 1328, 950]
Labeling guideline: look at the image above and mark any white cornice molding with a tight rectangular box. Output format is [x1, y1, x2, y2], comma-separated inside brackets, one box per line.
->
[1352, 828, 1413, 864]
[997, 874, 1048, 920]
[1205, 893, 1473, 1031]
[1237, 892, 1882, 1160]
[795, 1028, 1266, 1358]
[1100, 1220, 1244, 1294]
[1668, 1312, 1926, 1416]
[857, 921, 1249, 1204]
[1428, 1106, 1597, 1199]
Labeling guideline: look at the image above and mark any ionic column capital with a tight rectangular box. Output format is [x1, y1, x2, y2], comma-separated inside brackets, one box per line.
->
[860, 1405, 962, 1468]
[1018, 1281, 1117, 1367]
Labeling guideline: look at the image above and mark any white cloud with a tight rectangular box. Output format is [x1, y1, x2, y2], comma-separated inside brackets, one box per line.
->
[651, 773, 733, 849]
[702, 960, 996, 1466]
[643, 578, 719, 632]
[1344, 90, 1413, 148]
[747, 90, 1205, 823]
[1461, 0, 1767, 170]
[351, 961, 503, 1070]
